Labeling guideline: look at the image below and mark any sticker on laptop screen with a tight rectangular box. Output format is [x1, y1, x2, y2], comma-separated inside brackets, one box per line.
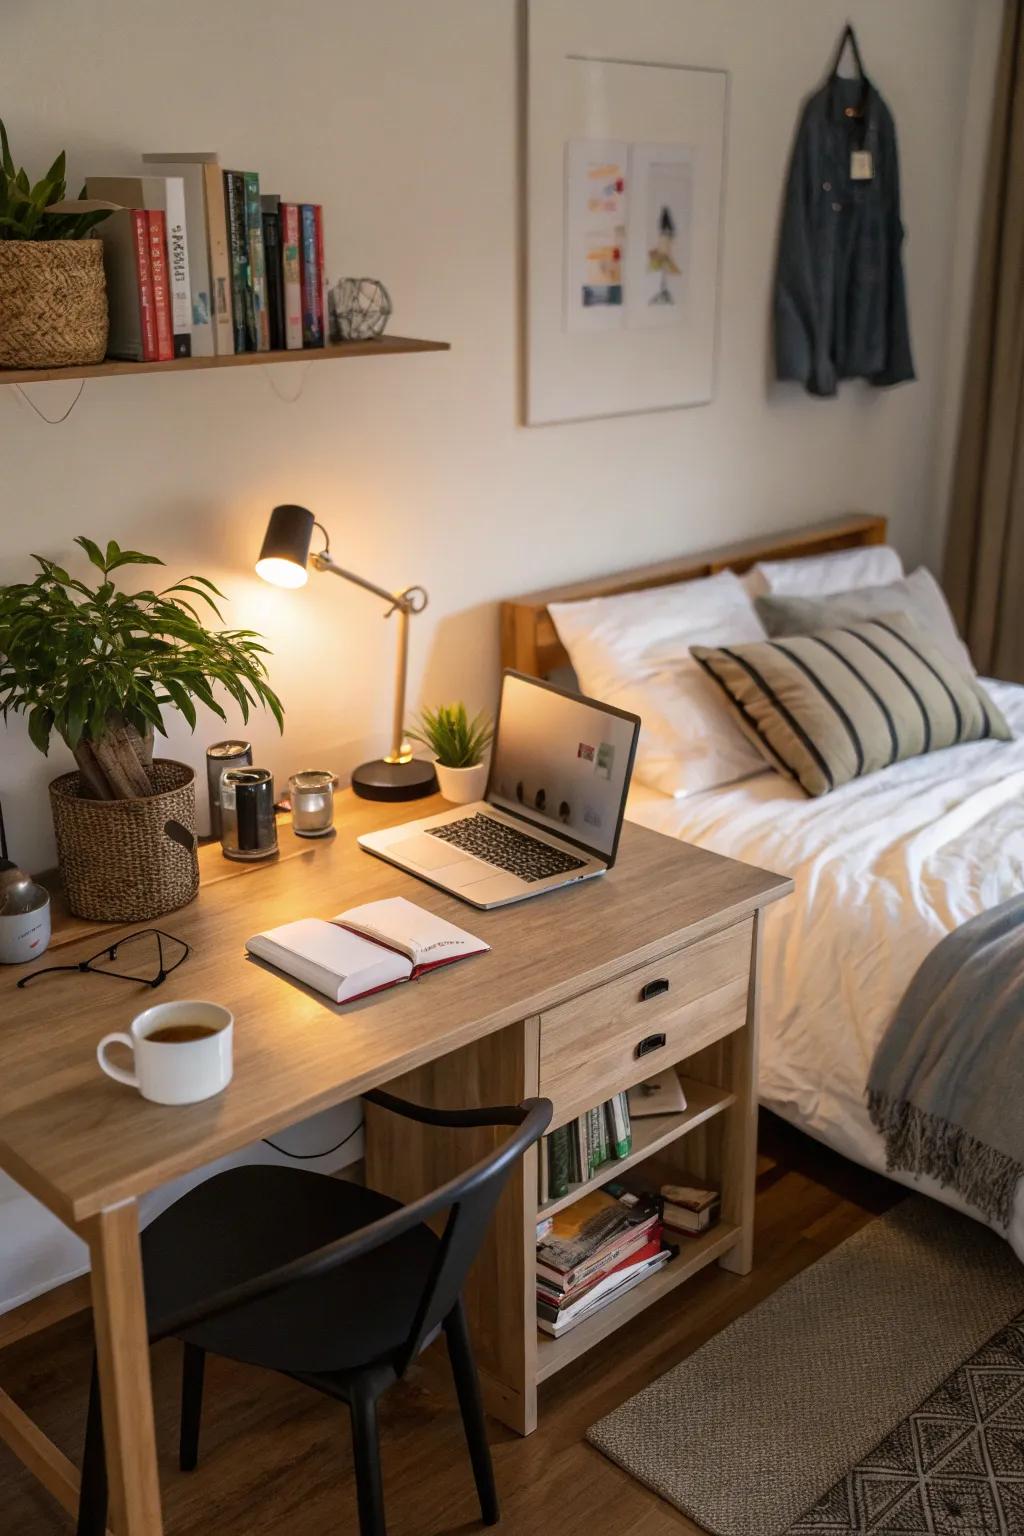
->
[596, 743, 615, 780]
[577, 742, 595, 762]
[583, 803, 603, 827]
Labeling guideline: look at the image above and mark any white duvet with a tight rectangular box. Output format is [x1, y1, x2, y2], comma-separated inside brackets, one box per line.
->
[626, 679, 1024, 1258]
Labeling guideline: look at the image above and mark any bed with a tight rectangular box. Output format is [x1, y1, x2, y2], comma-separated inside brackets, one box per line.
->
[501, 514, 1024, 1258]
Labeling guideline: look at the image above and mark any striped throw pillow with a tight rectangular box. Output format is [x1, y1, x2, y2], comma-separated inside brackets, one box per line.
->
[690, 615, 1011, 797]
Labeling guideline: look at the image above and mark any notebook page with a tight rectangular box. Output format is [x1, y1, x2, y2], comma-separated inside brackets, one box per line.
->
[333, 896, 489, 970]
[245, 918, 410, 1003]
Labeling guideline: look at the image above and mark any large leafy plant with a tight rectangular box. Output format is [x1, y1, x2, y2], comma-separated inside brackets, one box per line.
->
[0, 119, 112, 240]
[408, 703, 493, 769]
[0, 538, 284, 801]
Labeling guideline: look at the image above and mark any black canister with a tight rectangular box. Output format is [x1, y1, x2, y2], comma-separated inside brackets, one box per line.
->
[206, 740, 252, 839]
[220, 768, 277, 861]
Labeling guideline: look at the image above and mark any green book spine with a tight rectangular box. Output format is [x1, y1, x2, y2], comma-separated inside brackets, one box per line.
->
[548, 1126, 570, 1199]
[608, 1093, 631, 1159]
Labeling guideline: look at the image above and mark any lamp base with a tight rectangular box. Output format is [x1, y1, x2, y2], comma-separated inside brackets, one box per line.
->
[351, 757, 438, 802]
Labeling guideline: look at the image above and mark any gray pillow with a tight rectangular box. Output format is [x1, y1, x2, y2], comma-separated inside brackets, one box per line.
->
[755, 567, 975, 676]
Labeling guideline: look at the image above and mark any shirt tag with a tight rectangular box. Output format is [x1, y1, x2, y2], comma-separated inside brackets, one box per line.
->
[850, 149, 874, 180]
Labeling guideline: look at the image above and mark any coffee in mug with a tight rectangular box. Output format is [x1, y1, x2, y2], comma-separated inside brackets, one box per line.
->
[97, 1000, 233, 1105]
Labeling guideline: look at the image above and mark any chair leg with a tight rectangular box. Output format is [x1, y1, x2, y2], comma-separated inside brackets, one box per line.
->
[180, 1342, 206, 1472]
[77, 1355, 108, 1536]
[348, 1377, 387, 1536]
[445, 1296, 499, 1525]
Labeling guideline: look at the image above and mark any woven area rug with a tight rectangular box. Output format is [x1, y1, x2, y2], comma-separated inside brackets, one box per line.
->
[586, 1199, 1024, 1535]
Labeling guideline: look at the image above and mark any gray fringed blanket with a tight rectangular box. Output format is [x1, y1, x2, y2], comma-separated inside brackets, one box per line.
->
[867, 894, 1024, 1230]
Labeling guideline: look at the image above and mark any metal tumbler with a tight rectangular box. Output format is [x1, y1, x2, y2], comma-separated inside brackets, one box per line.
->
[220, 768, 277, 861]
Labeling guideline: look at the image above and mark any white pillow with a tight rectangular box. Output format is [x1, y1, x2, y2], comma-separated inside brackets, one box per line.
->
[549, 570, 769, 797]
[744, 542, 904, 598]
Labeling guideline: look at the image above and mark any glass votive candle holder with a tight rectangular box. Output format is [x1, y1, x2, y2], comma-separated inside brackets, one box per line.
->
[289, 771, 337, 838]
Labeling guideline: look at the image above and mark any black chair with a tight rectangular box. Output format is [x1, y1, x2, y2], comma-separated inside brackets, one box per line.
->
[77, 1089, 552, 1536]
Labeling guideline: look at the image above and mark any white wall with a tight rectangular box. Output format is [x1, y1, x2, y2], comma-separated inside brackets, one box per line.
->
[0, 0, 1001, 873]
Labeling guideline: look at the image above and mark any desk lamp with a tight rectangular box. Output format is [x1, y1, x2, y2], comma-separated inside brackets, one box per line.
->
[256, 504, 437, 801]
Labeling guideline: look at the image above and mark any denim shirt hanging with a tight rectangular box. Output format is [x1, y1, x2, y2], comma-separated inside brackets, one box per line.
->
[774, 27, 914, 398]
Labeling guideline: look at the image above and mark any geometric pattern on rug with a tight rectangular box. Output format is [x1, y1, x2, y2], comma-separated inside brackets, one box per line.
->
[787, 1312, 1024, 1534]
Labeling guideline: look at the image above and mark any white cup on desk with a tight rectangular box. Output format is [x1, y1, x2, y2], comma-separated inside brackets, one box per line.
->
[97, 1000, 234, 1106]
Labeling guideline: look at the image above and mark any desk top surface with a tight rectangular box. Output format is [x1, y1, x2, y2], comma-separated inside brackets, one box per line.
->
[0, 791, 790, 1225]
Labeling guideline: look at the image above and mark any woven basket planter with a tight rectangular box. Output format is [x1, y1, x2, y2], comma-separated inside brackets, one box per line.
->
[50, 760, 199, 923]
[0, 239, 108, 369]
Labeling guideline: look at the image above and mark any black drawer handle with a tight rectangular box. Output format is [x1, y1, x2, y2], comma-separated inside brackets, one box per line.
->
[640, 978, 670, 1002]
[635, 1032, 667, 1060]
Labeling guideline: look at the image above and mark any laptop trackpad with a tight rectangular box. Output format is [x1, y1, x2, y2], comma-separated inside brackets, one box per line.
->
[388, 833, 465, 871]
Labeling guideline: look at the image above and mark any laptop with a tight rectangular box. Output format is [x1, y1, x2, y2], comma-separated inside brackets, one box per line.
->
[358, 671, 641, 909]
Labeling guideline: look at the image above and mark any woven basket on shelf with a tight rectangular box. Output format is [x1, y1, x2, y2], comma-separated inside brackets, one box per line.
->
[0, 239, 108, 369]
[50, 760, 199, 923]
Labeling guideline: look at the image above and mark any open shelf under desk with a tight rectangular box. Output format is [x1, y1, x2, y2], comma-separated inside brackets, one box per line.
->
[538, 1076, 736, 1222]
[535, 1220, 740, 1382]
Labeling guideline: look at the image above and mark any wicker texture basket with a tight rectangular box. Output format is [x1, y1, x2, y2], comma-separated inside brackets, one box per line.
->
[0, 239, 108, 369]
[50, 760, 199, 923]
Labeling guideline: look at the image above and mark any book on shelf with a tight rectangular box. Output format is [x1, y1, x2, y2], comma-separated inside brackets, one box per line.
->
[537, 1219, 660, 1302]
[243, 171, 270, 351]
[261, 194, 286, 351]
[660, 1181, 721, 1236]
[627, 1070, 688, 1118]
[141, 153, 235, 356]
[245, 896, 488, 1005]
[223, 171, 250, 353]
[539, 1092, 631, 1204]
[279, 202, 303, 349]
[99, 208, 156, 362]
[538, 1244, 672, 1337]
[300, 203, 325, 347]
[86, 176, 190, 357]
[536, 1188, 658, 1292]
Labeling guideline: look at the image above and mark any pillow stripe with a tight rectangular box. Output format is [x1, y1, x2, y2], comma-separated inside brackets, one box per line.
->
[770, 640, 865, 777]
[869, 619, 964, 744]
[842, 626, 930, 755]
[691, 650, 798, 782]
[806, 634, 900, 766]
[719, 646, 835, 791]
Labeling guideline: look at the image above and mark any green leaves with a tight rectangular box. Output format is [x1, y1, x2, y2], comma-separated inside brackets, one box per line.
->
[0, 538, 285, 762]
[407, 702, 493, 769]
[0, 119, 112, 241]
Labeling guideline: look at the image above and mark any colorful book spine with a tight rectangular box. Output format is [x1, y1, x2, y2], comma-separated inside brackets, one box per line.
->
[261, 196, 285, 351]
[146, 211, 173, 361]
[608, 1093, 632, 1159]
[280, 203, 303, 349]
[548, 1125, 570, 1200]
[162, 178, 192, 357]
[243, 171, 269, 352]
[300, 203, 324, 347]
[133, 210, 157, 361]
[223, 171, 249, 353]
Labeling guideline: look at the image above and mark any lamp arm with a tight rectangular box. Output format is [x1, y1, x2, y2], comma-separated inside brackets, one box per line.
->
[312, 551, 403, 609]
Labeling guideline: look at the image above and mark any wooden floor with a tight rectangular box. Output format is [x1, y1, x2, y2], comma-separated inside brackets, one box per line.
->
[0, 1115, 901, 1536]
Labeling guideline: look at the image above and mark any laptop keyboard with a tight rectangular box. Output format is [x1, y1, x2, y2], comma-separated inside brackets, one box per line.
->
[427, 814, 587, 883]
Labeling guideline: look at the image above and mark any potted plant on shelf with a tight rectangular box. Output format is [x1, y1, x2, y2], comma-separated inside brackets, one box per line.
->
[0, 119, 113, 370]
[408, 703, 493, 805]
[0, 538, 283, 922]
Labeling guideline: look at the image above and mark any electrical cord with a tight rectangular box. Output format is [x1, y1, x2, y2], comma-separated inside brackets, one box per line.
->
[262, 1119, 364, 1161]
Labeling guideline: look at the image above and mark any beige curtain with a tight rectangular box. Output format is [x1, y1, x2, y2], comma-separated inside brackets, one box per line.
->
[945, 0, 1024, 680]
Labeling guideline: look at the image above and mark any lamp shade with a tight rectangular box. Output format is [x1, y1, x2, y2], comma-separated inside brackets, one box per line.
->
[256, 504, 316, 588]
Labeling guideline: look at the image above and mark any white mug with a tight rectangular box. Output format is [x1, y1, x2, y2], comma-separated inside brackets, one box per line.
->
[97, 1000, 234, 1106]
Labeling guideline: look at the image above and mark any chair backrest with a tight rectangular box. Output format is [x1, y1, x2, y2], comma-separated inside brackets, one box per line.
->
[156, 1089, 552, 1375]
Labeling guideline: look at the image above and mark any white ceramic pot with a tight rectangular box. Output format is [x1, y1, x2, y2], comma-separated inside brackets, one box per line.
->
[0, 895, 51, 965]
[435, 761, 488, 805]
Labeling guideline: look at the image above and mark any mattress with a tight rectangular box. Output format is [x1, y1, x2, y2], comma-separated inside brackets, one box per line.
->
[625, 679, 1024, 1259]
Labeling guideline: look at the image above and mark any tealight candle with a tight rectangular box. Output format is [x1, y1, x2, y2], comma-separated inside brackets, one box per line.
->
[289, 771, 337, 838]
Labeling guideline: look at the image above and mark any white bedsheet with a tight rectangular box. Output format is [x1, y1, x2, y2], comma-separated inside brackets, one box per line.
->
[626, 679, 1024, 1257]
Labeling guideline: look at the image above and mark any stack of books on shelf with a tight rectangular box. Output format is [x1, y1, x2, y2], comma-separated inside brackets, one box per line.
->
[539, 1091, 632, 1203]
[86, 155, 327, 364]
[536, 1187, 671, 1338]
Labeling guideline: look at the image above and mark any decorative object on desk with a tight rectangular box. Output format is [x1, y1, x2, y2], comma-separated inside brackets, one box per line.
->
[220, 767, 278, 861]
[289, 770, 337, 837]
[0, 118, 113, 369]
[0, 536, 282, 920]
[97, 998, 233, 1106]
[256, 504, 436, 801]
[0, 798, 51, 964]
[407, 701, 493, 805]
[328, 276, 392, 342]
[206, 739, 253, 840]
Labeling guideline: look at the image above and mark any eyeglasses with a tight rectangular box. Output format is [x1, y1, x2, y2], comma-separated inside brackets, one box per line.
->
[17, 928, 190, 990]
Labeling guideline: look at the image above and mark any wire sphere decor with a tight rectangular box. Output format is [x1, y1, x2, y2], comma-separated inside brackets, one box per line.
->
[328, 277, 393, 342]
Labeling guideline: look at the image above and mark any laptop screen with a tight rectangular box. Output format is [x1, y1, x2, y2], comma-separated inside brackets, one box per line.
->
[486, 672, 640, 864]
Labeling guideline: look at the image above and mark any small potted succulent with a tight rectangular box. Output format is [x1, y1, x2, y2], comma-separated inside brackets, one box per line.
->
[408, 702, 493, 805]
[0, 119, 113, 369]
[0, 538, 283, 921]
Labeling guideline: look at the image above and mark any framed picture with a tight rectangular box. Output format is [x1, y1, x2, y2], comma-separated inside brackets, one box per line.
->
[524, 2, 728, 425]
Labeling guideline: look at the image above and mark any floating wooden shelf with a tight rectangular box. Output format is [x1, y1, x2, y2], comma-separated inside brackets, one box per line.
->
[0, 334, 450, 386]
[538, 1076, 736, 1221]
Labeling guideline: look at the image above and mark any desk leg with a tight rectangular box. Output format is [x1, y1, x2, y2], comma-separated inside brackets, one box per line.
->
[85, 1201, 164, 1536]
[718, 911, 762, 1277]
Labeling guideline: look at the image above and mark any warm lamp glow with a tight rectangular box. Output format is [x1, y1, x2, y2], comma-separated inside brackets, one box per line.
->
[256, 555, 308, 589]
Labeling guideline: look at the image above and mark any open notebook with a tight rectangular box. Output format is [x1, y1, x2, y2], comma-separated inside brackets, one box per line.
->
[245, 896, 489, 1004]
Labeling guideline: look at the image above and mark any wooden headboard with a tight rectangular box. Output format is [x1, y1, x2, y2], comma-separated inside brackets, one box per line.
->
[499, 512, 888, 679]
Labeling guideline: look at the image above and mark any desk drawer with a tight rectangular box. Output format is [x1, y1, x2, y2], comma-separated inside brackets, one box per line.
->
[539, 919, 752, 1126]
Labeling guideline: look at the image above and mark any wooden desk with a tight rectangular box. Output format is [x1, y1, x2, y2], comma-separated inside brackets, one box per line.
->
[0, 791, 790, 1534]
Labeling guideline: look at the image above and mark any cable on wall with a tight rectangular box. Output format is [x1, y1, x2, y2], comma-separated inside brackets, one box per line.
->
[261, 360, 311, 403]
[13, 380, 86, 424]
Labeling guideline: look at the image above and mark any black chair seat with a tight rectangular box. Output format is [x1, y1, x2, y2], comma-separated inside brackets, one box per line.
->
[142, 1165, 440, 1374]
